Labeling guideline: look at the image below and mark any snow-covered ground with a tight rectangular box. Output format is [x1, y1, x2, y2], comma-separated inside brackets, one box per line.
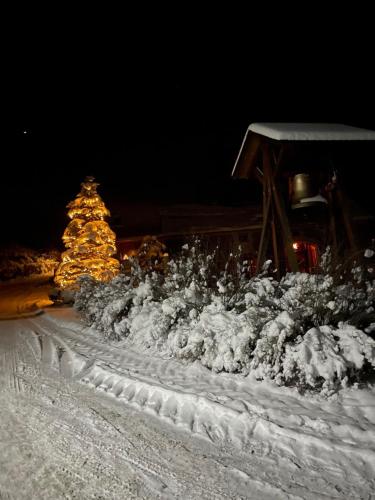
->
[1, 284, 375, 498]
[0, 277, 53, 318]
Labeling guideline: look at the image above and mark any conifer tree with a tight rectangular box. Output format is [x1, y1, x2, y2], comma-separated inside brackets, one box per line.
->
[54, 176, 120, 288]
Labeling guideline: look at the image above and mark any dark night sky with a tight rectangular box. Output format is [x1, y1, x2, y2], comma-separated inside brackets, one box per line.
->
[2, 20, 375, 249]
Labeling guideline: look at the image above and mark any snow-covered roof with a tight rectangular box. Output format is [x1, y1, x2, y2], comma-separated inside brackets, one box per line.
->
[232, 122, 375, 178]
[248, 123, 375, 141]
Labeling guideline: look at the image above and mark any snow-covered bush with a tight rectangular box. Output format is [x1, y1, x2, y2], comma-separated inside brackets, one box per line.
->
[169, 299, 256, 373]
[0, 246, 59, 281]
[75, 273, 145, 340]
[282, 324, 375, 394]
[74, 243, 375, 393]
[75, 240, 253, 340]
[134, 235, 168, 272]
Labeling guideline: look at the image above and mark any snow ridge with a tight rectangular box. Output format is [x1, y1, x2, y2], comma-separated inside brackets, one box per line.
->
[22, 312, 375, 495]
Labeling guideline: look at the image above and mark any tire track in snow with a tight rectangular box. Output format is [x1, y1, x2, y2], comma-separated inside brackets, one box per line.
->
[22, 313, 375, 498]
[0, 323, 27, 394]
[4, 315, 369, 496]
[26, 317, 265, 449]
[2, 363, 289, 500]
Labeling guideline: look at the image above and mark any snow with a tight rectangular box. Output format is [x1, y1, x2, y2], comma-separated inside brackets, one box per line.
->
[0, 247, 59, 282]
[1, 282, 375, 497]
[299, 194, 328, 204]
[0, 277, 53, 319]
[248, 122, 375, 141]
[74, 264, 375, 394]
[283, 326, 348, 389]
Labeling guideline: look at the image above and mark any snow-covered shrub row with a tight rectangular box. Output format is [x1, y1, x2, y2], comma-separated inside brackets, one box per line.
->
[74, 244, 375, 393]
[75, 243, 244, 342]
[0, 246, 60, 281]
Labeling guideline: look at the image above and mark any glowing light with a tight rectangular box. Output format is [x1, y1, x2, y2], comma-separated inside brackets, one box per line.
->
[54, 176, 120, 289]
[293, 242, 299, 250]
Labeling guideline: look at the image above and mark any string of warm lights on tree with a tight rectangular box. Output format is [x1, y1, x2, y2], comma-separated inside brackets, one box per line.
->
[54, 176, 120, 288]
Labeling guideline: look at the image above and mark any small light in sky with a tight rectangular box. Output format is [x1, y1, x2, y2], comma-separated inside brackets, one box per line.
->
[23, 130, 27, 134]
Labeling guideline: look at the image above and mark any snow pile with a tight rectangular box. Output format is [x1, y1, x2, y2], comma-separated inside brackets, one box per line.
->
[74, 244, 375, 393]
[282, 324, 375, 392]
[0, 246, 60, 281]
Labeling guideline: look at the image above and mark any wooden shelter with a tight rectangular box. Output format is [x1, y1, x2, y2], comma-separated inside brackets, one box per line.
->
[232, 123, 375, 274]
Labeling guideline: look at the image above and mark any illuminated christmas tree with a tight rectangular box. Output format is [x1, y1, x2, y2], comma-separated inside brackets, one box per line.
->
[54, 176, 120, 288]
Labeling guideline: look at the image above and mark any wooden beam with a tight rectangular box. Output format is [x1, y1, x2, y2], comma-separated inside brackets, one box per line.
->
[271, 206, 280, 279]
[271, 179, 299, 272]
[263, 144, 299, 273]
[256, 181, 272, 272]
[256, 147, 273, 272]
[232, 133, 263, 179]
[254, 168, 264, 185]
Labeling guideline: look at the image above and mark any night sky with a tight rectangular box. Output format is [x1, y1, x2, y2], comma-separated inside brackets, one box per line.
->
[2, 25, 375, 250]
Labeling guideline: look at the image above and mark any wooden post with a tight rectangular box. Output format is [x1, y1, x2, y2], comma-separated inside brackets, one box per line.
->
[270, 175, 299, 272]
[256, 171, 272, 272]
[256, 141, 298, 274]
[271, 206, 280, 279]
[263, 144, 299, 273]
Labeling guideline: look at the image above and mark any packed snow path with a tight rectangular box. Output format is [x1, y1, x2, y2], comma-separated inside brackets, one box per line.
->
[1, 314, 316, 500]
[0, 277, 53, 318]
[1, 286, 375, 498]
